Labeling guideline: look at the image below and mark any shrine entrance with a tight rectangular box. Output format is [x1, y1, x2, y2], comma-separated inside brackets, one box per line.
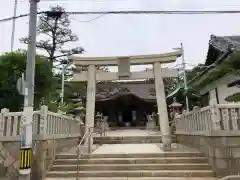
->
[117, 94, 139, 127]
[96, 92, 155, 127]
[70, 50, 182, 148]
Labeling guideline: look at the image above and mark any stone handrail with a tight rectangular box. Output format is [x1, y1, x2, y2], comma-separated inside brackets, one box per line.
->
[175, 100, 240, 136]
[218, 175, 240, 180]
[0, 105, 81, 141]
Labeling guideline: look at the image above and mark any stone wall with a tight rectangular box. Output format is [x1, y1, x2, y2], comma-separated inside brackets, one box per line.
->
[177, 134, 240, 178]
[0, 137, 79, 180]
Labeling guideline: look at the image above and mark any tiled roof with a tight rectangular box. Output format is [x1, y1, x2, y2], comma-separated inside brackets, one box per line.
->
[205, 34, 240, 65]
[96, 83, 156, 101]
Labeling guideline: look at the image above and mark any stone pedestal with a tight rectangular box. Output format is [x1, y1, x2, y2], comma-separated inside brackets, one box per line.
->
[103, 116, 109, 131]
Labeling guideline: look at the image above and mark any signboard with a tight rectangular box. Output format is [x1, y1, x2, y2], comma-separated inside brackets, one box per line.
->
[19, 147, 32, 169]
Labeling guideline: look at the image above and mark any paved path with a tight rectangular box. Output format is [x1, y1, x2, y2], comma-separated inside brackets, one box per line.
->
[92, 129, 163, 154]
[94, 129, 160, 137]
[92, 143, 164, 154]
[105, 129, 160, 136]
[92, 129, 198, 154]
[58, 129, 198, 155]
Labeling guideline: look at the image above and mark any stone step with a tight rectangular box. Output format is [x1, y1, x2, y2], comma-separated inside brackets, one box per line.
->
[46, 170, 215, 178]
[93, 136, 176, 144]
[45, 178, 217, 180]
[54, 157, 208, 165]
[94, 135, 176, 140]
[51, 163, 212, 171]
[56, 152, 203, 159]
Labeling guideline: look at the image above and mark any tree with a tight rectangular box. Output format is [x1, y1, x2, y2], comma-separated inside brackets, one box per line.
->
[20, 6, 84, 75]
[0, 52, 56, 111]
[20, 6, 108, 109]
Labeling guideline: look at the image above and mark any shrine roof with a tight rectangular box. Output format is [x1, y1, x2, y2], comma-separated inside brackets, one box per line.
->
[95, 83, 156, 102]
[205, 35, 240, 66]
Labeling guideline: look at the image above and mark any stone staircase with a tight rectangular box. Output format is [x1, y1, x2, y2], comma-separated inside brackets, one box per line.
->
[46, 152, 216, 179]
[93, 135, 177, 144]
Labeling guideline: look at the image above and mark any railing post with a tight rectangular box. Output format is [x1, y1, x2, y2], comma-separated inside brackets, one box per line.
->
[78, 117, 85, 137]
[210, 99, 221, 131]
[182, 110, 187, 133]
[33, 105, 48, 180]
[88, 127, 93, 154]
[174, 113, 179, 133]
[39, 105, 48, 139]
[193, 106, 200, 132]
[0, 108, 8, 136]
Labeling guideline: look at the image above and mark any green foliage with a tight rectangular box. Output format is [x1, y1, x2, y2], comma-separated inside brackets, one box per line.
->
[225, 92, 240, 102]
[0, 52, 56, 111]
[62, 82, 86, 113]
[57, 101, 85, 114]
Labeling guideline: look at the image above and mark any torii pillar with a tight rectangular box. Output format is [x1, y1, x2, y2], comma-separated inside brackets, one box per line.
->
[85, 65, 96, 152]
[154, 62, 172, 149]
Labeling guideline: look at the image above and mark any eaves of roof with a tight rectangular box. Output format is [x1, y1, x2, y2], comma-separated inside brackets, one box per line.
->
[187, 34, 240, 87]
[166, 34, 240, 97]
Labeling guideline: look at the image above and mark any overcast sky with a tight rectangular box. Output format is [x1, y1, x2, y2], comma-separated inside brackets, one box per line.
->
[0, 0, 240, 71]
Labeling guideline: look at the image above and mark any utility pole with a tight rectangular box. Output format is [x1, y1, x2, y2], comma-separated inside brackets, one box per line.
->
[11, 0, 17, 51]
[61, 65, 65, 104]
[19, 0, 39, 180]
[181, 43, 189, 111]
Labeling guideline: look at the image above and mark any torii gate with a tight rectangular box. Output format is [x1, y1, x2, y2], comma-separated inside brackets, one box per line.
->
[69, 50, 182, 149]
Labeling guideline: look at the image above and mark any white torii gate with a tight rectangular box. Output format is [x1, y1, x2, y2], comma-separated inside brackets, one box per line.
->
[69, 50, 182, 149]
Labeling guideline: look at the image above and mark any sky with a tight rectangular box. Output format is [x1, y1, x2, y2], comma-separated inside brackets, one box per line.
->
[0, 0, 240, 71]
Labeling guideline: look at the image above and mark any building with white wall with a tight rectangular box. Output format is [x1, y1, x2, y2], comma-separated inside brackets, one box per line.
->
[199, 73, 239, 104]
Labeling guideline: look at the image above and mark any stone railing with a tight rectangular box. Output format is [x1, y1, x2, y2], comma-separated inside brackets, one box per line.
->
[175, 100, 240, 135]
[219, 175, 240, 180]
[175, 99, 240, 177]
[0, 105, 81, 141]
[0, 105, 83, 180]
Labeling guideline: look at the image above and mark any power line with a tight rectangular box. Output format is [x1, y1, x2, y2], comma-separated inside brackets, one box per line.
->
[66, 10, 240, 15]
[1, 10, 240, 23]
[40, 0, 127, 2]
[0, 12, 45, 23]
[70, 14, 107, 23]
[15, 0, 131, 2]
[0, 13, 29, 23]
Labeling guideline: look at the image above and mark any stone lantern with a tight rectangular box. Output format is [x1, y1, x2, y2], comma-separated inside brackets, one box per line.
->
[168, 97, 183, 133]
[95, 112, 105, 136]
[169, 97, 183, 117]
